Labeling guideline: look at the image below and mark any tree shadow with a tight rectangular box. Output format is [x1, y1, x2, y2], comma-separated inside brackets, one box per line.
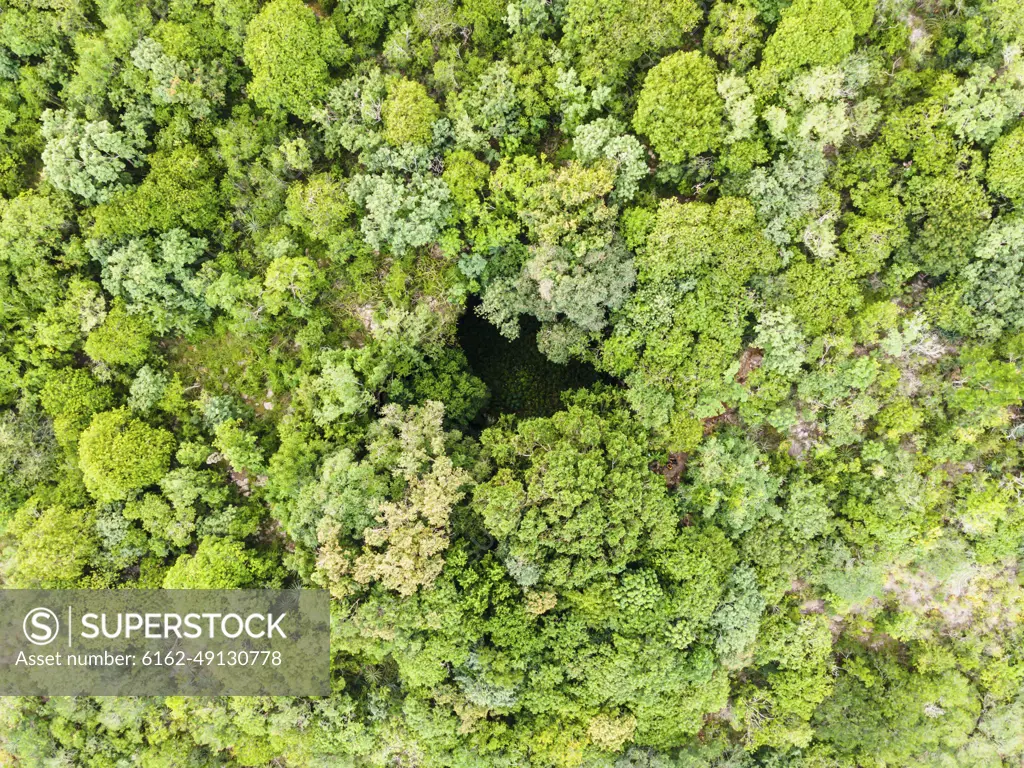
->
[457, 304, 605, 422]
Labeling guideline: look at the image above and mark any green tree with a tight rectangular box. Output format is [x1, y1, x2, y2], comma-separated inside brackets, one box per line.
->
[352, 402, 472, 596]
[562, 0, 701, 85]
[704, 0, 765, 72]
[39, 367, 114, 448]
[123, 493, 195, 552]
[91, 145, 221, 237]
[754, 309, 807, 378]
[40, 109, 144, 203]
[348, 172, 452, 256]
[814, 655, 982, 765]
[737, 612, 834, 748]
[243, 0, 345, 118]
[0, 408, 58, 516]
[129, 36, 226, 120]
[601, 196, 780, 429]
[572, 118, 649, 203]
[83, 299, 152, 369]
[89, 229, 209, 334]
[480, 237, 636, 362]
[0, 190, 75, 318]
[262, 255, 325, 317]
[987, 124, 1024, 205]
[760, 0, 856, 82]
[633, 52, 725, 164]
[284, 172, 357, 254]
[944, 66, 1024, 147]
[963, 217, 1024, 339]
[684, 434, 783, 537]
[480, 155, 636, 360]
[4, 503, 98, 587]
[213, 419, 268, 477]
[474, 389, 678, 592]
[382, 77, 439, 146]
[78, 409, 174, 502]
[162, 538, 264, 588]
[991, 0, 1024, 43]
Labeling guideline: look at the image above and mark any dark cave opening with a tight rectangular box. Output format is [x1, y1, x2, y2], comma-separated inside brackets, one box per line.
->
[457, 305, 605, 421]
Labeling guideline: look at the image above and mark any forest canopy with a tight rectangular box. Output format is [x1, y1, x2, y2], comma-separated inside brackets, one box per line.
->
[1, 0, 1024, 764]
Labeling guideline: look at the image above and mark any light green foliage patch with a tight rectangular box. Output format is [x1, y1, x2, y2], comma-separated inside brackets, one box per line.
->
[243, 0, 345, 118]
[634, 52, 725, 164]
[78, 408, 174, 502]
[563, 0, 702, 85]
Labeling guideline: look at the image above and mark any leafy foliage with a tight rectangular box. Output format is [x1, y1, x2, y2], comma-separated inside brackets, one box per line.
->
[78, 409, 175, 503]
[89, 229, 209, 333]
[3, 0, 1024, 763]
[243, 0, 345, 118]
[562, 0, 702, 85]
[759, 0, 856, 83]
[633, 52, 725, 164]
[475, 390, 677, 591]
